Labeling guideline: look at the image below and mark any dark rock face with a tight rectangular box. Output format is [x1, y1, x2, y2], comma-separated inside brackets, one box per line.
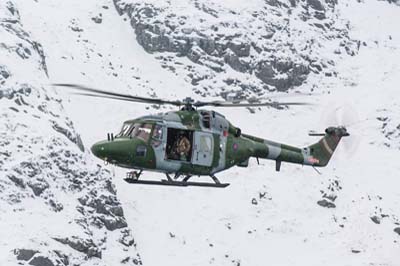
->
[14, 249, 39, 261]
[394, 227, 400, 235]
[113, 0, 358, 96]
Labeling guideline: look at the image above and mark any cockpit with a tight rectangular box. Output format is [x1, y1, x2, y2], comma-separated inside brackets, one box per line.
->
[116, 122, 153, 141]
[115, 122, 164, 147]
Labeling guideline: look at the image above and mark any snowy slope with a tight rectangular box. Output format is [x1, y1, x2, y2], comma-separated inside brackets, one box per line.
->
[1, 0, 400, 265]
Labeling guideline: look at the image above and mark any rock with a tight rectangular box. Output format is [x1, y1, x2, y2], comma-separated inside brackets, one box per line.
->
[99, 215, 128, 231]
[16, 44, 32, 59]
[48, 199, 64, 212]
[28, 178, 49, 196]
[370, 216, 381, 224]
[53, 250, 69, 266]
[53, 236, 102, 258]
[80, 194, 124, 216]
[121, 257, 131, 264]
[92, 14, 103, 24]
[29, 256, 54, 266]
[109, 205, 124, 217]
[307, 0, 325, 11]
[187, 45, 204, 63]
[87, 247, 102, 258]
[51, 121, 84, 152]
[394, 227, 400, 235]
[0, 65, 10, 81]
[227, 41, 250, 57]
[8, 175, 26, 188]
[224, 50, 250, 73]
[255, 61, 275, 83]
[317, 199, 336, 208]
[120, 229, 135, 247]
[351, 249, 361, 254]
[198, 38, 216, 55]
[251, 198, 258, 205]
[14, 249, 38, 261]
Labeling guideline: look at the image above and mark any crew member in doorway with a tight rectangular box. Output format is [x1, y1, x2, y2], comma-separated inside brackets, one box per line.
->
[176, 135, 191, 161]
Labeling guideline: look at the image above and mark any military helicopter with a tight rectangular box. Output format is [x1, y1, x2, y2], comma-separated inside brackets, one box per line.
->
[54, 83, 349, 188]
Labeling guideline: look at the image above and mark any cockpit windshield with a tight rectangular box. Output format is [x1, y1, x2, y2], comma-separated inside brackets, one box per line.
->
[116, 123, 134, 138]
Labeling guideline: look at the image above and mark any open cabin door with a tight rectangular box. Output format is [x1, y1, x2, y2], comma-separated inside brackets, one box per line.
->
[192, 131, 214, 167]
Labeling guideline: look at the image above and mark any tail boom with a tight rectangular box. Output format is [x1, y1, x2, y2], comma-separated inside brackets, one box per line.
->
[246, 126, 349, 170]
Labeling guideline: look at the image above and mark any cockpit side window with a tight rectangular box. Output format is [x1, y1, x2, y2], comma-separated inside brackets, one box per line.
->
[131, 123, 153, 142]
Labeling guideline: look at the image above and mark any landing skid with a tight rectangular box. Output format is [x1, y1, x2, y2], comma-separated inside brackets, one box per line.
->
[123, 173, 229, 188]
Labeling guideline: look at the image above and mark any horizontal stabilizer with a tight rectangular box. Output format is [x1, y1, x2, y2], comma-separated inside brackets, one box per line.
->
[308, 130, 325, 136]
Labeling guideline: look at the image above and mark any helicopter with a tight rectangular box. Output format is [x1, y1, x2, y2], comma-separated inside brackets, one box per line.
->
[54, 83, 349, 188]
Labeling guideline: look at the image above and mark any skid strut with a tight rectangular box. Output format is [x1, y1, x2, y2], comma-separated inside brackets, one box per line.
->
[124, 172, 229, 188]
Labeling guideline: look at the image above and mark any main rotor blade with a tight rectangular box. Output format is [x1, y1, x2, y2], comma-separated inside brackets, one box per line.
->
[194, 100, 311, 108]
[52, 83, 183, 106]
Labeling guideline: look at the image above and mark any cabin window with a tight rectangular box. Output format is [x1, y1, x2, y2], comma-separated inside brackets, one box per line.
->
[200, 111, 211, 129]
[151, 125, 163, 147]
[131, 123, 153, 142]
[199, 135, 212, 152]
[136, 145, 147, 157]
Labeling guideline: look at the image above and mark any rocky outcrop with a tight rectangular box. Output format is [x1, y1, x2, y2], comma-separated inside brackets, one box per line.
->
[113, 0, 358, 97]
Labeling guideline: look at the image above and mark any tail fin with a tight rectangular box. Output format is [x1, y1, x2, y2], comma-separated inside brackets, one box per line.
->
[307, 127, 349, 167]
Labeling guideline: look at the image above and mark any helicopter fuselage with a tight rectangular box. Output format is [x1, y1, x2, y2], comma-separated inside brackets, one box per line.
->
[91, 110, 254, 175]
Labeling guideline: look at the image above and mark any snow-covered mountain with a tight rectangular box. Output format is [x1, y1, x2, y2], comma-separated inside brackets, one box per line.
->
[0, 2, 140, 265]
[1, 0, 400, 265]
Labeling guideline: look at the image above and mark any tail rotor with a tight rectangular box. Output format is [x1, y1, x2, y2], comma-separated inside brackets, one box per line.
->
[316, 103, 362, 158]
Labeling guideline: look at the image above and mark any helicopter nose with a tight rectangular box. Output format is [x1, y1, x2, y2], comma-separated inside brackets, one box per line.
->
[91, 141, 107, 159]
[91, 139, 137, 164]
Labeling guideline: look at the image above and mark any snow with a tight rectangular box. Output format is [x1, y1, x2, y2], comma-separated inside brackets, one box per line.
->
[1, 0, 400, 265]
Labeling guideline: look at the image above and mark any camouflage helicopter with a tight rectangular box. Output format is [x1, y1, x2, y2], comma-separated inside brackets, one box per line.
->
[55, 84, 349, 188]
